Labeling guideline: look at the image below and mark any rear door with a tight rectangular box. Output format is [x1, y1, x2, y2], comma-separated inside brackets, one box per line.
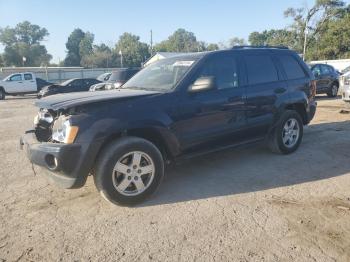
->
[23, 73, 36, 92]
[243, 51, 287, 137]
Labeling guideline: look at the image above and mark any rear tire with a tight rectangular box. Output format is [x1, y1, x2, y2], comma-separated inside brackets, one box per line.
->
[268, 110, 303, 154]
[327, 84, 338, 98]
[94, 136, 164, 206]
[0, 89, 5, 100]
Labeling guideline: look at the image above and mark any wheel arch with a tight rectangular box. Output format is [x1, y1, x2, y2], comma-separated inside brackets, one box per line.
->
[285, 103, 308, 125]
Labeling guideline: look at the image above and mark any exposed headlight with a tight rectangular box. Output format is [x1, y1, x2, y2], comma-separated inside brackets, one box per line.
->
[34, 109, 54, 125]
[344, 76, 350, 85]
[113, 82, 123, 89]
[52, 116, 79, 144]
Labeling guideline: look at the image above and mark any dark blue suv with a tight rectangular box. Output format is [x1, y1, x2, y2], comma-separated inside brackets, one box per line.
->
[21, 47, 317, 206]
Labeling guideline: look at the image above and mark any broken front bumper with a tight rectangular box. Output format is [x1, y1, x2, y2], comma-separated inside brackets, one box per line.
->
[20, 130, 89, 189]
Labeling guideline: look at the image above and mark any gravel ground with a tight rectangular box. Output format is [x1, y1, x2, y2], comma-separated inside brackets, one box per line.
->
[0, 95, 349, 262]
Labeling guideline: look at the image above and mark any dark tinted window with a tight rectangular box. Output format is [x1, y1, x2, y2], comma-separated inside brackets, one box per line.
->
[278, 55, 306, 79]
[69, 79, 83, 87]
[311, 65, 321, 76]
[10, 74, 22, 81]
[198, 55, 239, 89]
[245, 55, 278, 85]
[24, 73, 33, 80]
[321, 65, 332, 74]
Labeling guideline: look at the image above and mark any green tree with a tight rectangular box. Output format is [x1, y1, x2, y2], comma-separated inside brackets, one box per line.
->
[81, 44, 116, 68]
[284, 0, 345, 58]
[0, 21, 51, 66]
[115, 33, 150, 67]
[79, 32, 94, 58]
[64, 28, 85, 66]
[308, 7, 350, 59]
[206, 43, 219, 51]
[229, 37, 246, 47]
[154, 29, 200, 52]
[248, 29, 299, 50]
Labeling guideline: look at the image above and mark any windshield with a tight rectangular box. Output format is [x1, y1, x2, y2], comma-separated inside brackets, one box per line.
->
[123, 57, 197, 91]
[60, 79, 74, 86]
[342, 66, 350, 74]
[97, 73, 111, 81]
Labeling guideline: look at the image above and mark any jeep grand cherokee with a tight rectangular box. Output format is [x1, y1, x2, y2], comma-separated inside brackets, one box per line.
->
[21, 47, 317, 206]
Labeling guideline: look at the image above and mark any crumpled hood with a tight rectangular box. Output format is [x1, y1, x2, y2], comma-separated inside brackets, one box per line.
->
[35, 89, 160, 110]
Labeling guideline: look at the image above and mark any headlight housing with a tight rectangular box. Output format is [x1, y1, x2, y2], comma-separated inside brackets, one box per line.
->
[344, 76, 350, 85]
[52, 116, 79, 144]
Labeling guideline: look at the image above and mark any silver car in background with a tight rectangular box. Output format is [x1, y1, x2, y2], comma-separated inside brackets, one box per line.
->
[340, 66, 350, 102]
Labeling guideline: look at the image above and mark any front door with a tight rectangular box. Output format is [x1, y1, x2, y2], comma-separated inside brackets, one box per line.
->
[5, 74, 24, 93]
[171, 53, 247, 150]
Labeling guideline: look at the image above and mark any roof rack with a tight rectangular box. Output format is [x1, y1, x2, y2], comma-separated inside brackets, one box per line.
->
[231, 45, 289, 50]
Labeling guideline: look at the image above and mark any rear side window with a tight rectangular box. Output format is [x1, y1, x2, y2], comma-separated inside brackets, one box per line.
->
[321, 65, 331, 74]
[245, 55, 278, 85]
[278, 55, 306, 80]
[24, 73, 33, 80]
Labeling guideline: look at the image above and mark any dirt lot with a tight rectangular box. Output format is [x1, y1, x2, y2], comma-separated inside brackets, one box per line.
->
[0, 95, 349, 262]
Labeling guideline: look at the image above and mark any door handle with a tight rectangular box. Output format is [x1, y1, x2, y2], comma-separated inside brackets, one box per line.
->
[274, 87, 286, 94]
[18, 82, 23, 83]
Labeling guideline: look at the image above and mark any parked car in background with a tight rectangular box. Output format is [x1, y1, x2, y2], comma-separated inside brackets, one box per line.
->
[104, 68, 140, 90]
[89, 72, 111, 92]
[21, 47, 317, 206]
[340, 66, 350, 103]
[310, 64, 339, 97]
[0, 72, 51, 100]
[96, 72, 112, 82]
[38, 78, 101, 98]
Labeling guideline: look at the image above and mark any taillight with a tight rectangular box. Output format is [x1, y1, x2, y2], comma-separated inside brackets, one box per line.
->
[311, 80, 316, 98]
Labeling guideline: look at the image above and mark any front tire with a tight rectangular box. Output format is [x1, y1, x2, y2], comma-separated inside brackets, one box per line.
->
[268, 110, 303, 154]
[0, 89, 5, 100]
[327, 84, 338, 98]
[94, 137, 164, 206]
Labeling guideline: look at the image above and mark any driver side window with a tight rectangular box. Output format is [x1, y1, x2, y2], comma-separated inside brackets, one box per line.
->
[10, 74, 22, 81]
[197, 55, 239, 90]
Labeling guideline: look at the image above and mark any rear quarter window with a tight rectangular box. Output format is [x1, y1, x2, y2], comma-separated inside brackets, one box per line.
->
[24, 73, 33, 80]
[278, 55, 306, 80]
[244, 55, 278, 85]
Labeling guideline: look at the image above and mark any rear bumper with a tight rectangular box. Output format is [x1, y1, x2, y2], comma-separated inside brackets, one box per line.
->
[20, 130, 97, 189]
[342, 85, 350, 101]
[306, 100, 317, 123]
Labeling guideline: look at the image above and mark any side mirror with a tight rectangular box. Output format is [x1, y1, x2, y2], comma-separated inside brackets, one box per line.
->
[189, 76, 215, 93]
[313, 71, 320, 77]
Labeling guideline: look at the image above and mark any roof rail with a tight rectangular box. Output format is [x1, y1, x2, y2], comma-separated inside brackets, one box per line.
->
[231, 45, 289, 50]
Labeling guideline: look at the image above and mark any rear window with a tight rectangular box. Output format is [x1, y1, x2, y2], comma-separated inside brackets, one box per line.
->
[245, 55, 278, 85]
[278, 55, 306, 80]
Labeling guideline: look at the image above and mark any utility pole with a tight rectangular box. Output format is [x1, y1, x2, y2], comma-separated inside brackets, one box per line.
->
[150, 30, 153, 57]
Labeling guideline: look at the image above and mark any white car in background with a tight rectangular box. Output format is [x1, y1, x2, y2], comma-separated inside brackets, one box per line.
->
[0, 72, 51, 100]
[340, 66, 350, 102]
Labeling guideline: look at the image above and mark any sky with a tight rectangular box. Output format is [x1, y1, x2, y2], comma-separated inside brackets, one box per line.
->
[0, 0, 333, 63]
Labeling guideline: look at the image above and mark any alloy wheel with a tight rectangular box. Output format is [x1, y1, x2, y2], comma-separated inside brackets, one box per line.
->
[282, 118, 300, 148]
[112, 151, 155, 196]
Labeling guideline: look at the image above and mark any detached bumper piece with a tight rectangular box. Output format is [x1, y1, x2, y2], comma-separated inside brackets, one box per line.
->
[20, 130, 86, 189]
